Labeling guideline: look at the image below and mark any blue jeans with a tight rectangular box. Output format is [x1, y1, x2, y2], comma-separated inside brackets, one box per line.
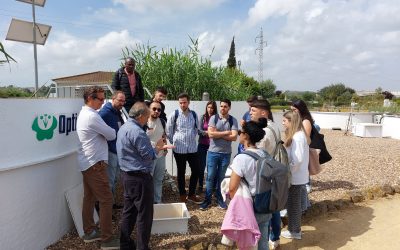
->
[204, 151, 230, 203]
[197, 143, 209, 189]
[151, 155, 166, 203]
[268, 211, 281, 242]
[107, 151, 120, 202]
[255, 213, 272, 250]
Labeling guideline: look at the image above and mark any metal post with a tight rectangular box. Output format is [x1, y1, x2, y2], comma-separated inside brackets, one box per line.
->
[202, 92, 210, 101]
[32, 0, 39, 97]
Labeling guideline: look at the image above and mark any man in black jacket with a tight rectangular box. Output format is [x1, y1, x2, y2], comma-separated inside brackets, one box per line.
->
[111, 57, 144, 112]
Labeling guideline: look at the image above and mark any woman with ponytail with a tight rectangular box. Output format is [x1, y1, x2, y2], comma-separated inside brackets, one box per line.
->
[227, 118, 272, 250]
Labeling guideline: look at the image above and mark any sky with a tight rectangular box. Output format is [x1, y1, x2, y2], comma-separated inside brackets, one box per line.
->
[0, 0, 399, 92]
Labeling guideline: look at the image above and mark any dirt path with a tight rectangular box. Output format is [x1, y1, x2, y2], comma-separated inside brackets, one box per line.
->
[280, 195, 400, 250]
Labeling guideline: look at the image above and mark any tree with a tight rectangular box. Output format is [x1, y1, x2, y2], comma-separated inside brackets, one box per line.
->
[258, 79, 276, 99]
[301, 91, 316, 102]
[318, 83, 355, 106]
[227, 36, 236, 68]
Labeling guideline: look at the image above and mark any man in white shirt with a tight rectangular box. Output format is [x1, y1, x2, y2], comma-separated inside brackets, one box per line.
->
[145, 101, 167, 203]
[250, 99, 281, 154]
[76, 86, 119, 249]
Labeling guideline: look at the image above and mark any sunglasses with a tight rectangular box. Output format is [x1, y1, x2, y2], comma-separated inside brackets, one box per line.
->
[94, 96, 105, 102]
[152, 107, 162, 112]
[238, 130, 245, 135]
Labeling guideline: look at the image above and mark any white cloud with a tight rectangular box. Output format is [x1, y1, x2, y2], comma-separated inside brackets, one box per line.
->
[112, 0, 226, 13]
[353, 51, 373, 62]
[0, 30, 140, 85]
[197, 31, 227, 59]
[237, 0, 400, 91]
[245, 0, 311, 28]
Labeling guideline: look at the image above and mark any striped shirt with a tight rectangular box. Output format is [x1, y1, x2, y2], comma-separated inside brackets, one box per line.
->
[166, 109, 198, 154]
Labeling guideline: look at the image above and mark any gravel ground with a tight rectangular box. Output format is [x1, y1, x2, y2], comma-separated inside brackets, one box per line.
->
[47, 130, 400, 249]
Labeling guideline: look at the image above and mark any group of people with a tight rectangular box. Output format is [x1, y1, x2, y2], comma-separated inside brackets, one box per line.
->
[224, 98, 316, 249]
[76, 56, 318, 250]
[76, 57, 171, 250]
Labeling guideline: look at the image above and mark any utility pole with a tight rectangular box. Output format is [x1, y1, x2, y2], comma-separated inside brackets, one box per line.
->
[255, 27, 267, 83]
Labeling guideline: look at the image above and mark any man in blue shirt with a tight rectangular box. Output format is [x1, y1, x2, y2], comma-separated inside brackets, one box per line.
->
[99, 90, 125, 209]
[117, 102, 167, 250]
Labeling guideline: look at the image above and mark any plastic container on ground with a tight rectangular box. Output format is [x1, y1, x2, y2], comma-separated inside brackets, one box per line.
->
[151, 203, 190, 234]
[353, 123, 383, 138]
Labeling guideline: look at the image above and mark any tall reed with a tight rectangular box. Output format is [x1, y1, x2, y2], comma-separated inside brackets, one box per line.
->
[121, 39, 258, 101]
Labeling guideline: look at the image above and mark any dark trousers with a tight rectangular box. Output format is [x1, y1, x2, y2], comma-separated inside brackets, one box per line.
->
[197, 144, 209, 189]
[173, 152, 199, 196]
[120, 171, 154, 250]
[287, 184, 304, 233]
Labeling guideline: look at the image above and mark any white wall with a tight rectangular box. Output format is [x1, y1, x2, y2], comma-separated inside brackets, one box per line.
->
[0, 153, 81, 250]
[0, 99, 82, 171]
[0, 99, 83, 250]
[311, 112, 375, 130]
[381, 115, 400, 139]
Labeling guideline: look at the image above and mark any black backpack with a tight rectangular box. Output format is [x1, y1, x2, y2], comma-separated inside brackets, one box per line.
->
[172, 109, 198, 131]
[241, 150, 290, 214]
[213, 114, 234, 129]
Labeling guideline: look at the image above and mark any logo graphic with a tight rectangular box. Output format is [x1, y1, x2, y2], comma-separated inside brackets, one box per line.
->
[32, 114, 58, 141]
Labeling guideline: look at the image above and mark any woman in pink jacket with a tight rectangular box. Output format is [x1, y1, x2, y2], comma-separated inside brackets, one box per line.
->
[227, 118, 271, 250]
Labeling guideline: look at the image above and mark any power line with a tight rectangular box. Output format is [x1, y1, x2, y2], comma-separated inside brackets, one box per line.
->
[255, 27, 267, 83]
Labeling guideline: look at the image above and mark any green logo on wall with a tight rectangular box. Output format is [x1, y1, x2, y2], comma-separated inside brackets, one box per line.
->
[32, 114, 58, 141]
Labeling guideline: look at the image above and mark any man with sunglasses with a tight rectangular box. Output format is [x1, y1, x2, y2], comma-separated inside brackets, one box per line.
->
[145, 101, 167, 204]
[99, 90, 126, 210]
[112, 57, 145, 112]
[146, 86, 168, 123]
[77, 86, 119, 249]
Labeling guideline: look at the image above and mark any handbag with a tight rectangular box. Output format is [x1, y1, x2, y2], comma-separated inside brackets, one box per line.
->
[308, 148, 322, 175]
[309, 126, 332, 164]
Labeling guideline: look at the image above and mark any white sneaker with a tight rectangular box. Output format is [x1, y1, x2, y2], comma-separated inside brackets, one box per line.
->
[269, 239, 280, 249]
[281, 230, 301, 240]
[306, 184, 311, 193]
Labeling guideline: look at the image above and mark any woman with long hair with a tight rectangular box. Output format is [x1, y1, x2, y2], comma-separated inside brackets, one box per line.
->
[228, 118, 272, 250]
[291, 99, 314, 205]
[281, 110, 309, 240]
[197, 100, 217, 192]
[291, 99, 314, 138]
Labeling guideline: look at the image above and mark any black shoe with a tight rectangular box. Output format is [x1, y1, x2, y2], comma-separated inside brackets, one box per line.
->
[112, 204, 123, 210]
[95, 201, 100, 215]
